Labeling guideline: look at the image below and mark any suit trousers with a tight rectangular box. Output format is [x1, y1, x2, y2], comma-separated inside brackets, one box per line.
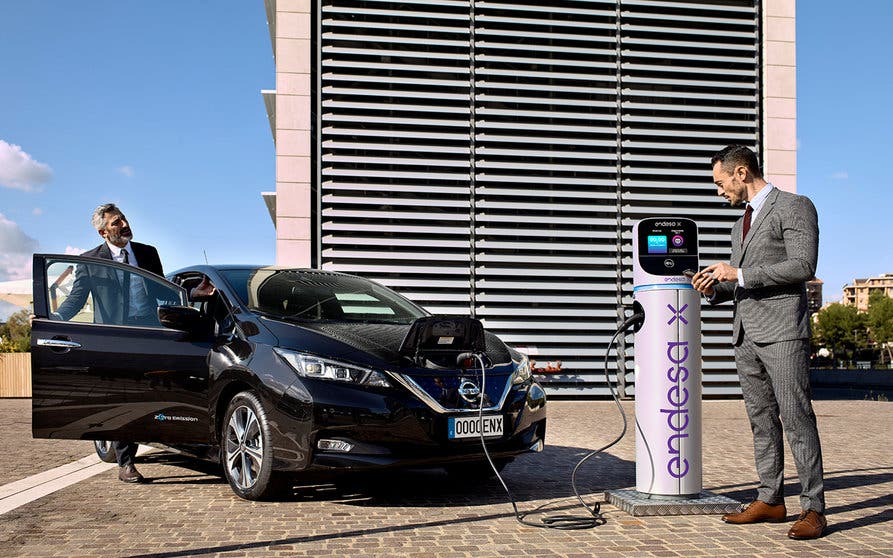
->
[735, 334, 825, 512]
[115, 441, 138, 468]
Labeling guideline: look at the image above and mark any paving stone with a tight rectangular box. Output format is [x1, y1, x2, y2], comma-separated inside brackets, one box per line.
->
[0, 399, 890, 557]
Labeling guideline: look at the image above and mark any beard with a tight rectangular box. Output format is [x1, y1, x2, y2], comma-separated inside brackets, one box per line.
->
[105, 228, 133, 247]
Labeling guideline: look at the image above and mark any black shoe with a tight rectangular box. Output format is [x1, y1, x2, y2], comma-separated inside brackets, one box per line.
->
[118, 464, 144, 483]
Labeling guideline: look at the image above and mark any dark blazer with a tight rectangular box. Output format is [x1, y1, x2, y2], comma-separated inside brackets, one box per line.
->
[56, 242, 167, 323]
[710, 187, 819, 344]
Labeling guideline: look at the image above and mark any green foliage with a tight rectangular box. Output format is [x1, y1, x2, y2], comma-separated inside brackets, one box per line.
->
[867, 291, 893, 362]
[813, 303, 866, 361]
[0, 309, 31, 353]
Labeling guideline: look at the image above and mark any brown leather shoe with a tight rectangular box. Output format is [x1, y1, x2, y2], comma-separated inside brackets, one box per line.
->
[118, 464, 144, 483]
[788, 510, 827, 540]
[722, 500, 787, 524]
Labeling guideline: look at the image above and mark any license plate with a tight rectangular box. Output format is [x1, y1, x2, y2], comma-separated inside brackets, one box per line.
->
[448, 415, 504, 439]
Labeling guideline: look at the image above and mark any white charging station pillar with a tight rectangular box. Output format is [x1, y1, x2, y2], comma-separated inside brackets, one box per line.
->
[632, 218, 702, 498]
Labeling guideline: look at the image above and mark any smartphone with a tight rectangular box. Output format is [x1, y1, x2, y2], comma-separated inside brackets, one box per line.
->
[685, 269, 716, 284]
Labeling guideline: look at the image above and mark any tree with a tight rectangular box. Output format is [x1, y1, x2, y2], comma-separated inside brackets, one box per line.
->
[867, 291, 893, 364]
[813, 303, 866, 363]
[0, 309, 31, 353]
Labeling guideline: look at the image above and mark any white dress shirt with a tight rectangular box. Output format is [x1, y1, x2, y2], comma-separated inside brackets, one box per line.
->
[106, 241, 151, 319]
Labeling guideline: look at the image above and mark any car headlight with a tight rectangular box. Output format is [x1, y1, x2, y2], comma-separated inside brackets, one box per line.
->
[512, 354, 532, 385]
[274, 348, 391, 388]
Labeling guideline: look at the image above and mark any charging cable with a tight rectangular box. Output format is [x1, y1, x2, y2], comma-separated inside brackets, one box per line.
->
[460, 310, 645, 530]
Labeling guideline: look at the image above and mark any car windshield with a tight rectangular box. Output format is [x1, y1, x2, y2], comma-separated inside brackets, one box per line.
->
[218, 268, 427, 324]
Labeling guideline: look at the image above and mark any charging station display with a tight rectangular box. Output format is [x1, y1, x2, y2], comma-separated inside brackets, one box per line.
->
[635, 219, 699, 277]
[632, 218, 702, 498]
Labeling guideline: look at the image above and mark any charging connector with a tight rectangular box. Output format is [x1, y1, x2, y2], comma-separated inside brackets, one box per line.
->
[464, 308, 645, 530]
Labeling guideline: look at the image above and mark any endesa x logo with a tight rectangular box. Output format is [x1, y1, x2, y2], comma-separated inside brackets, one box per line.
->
[667, 303, 689, 325]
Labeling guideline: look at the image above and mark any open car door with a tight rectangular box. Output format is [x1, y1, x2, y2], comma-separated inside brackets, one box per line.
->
[31, 254, 212, 444]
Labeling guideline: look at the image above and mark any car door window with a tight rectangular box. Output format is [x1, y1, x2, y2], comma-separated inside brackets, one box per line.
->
[46, 257, 185, 328]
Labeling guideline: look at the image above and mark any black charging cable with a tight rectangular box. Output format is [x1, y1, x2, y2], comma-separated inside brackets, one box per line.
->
[461, 310, 645, 530]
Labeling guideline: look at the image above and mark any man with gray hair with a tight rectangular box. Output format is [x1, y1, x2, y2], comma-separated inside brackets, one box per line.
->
[56, 203, 212, 483]
[56, 204, 165, 325]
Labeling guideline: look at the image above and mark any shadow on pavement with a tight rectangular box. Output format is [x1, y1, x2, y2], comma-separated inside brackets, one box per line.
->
[712, 466, 893, 532]
[120, 445, 630, 558]
[133, 443, 634, 507]
[135, 451, 225, 485]
[126, 507, 539, 558]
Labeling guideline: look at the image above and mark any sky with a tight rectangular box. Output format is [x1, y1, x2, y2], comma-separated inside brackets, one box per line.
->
[1, 1, 891, 320]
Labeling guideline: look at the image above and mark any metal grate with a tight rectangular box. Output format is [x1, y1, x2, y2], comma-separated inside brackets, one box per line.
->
[316, 0, 761, 396]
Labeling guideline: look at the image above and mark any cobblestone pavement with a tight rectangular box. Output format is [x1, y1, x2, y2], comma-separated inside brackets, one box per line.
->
[0, 398, 890, 557]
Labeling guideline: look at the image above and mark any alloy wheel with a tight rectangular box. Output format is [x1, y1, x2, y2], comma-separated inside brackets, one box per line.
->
[224, 405, 265, 490]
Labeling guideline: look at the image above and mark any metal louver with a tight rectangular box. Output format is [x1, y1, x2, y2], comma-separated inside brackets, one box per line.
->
[317, 0, 761, 396]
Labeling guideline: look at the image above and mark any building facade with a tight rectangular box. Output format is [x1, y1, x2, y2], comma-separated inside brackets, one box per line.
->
[842, 273, 893, 312]
[262, 0, 797, 396]
[806, 277, 823, 315]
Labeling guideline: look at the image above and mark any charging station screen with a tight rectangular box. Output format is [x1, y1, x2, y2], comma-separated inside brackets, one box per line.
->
[647, 235, 668, 254]
[637, 218, 699, 276]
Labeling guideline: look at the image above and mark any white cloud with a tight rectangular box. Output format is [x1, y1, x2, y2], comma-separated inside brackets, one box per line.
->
[117, 165, 135, 177]
[0, 140, 53, 192]
[831, 171, 849, 180]
[64, 246, 87, 255]
[0, 213, 38, 281]
[32, 207, 43, 216]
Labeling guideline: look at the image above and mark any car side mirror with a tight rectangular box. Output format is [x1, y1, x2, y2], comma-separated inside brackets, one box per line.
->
[158, 305, 211, 333]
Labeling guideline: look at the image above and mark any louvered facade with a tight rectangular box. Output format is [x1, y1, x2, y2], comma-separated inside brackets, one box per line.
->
[265, 0, 798, 397]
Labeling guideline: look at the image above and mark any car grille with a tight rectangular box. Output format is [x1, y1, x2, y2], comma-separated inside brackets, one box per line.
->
[391, 369, 513, 414]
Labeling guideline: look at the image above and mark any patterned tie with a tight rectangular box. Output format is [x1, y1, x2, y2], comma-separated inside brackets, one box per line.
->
[741, 204, 753, 246]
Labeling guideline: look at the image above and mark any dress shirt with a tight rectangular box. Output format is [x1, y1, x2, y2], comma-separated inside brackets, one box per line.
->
[106, 241, 151, 318]
[736, 183, 775, 287]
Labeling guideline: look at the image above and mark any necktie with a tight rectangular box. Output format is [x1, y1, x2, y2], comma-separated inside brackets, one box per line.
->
[741, 204, 753, 246]
[122, 248, 130, 264]
[120, 249, 131, 319]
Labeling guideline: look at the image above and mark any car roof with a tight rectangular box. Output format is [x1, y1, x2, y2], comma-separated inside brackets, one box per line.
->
[169, 265, 363, 279]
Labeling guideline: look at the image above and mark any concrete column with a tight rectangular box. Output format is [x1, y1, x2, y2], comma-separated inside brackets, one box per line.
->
[275, 0, 313, 266]
[763, 0, 797, 192]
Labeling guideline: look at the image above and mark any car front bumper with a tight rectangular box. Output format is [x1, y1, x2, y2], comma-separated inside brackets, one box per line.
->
[270, 376, 547, 472]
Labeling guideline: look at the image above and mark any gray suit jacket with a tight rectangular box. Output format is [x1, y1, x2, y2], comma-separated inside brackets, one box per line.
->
[710, 187, 819, 345]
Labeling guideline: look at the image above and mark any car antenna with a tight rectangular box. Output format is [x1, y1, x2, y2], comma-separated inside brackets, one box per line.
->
[203, 249, 209, 265]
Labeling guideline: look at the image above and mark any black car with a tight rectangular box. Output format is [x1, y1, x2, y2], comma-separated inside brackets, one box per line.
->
[30, 254, 547, 499]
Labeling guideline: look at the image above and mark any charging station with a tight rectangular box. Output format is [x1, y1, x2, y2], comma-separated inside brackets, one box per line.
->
[607, 218, 739, 516]
[632, 217, 702, 498]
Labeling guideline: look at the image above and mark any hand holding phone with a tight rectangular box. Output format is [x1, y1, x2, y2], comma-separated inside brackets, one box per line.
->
[686, 268, 717, 295]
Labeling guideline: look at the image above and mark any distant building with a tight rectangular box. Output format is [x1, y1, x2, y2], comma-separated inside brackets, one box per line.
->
[842, 273, 893, 312]
[806, 278, 823, 315]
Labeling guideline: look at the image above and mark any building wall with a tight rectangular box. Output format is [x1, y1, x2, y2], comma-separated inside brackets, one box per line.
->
[265, 0, 796, 396]
[806, 278, 824, 315]
[843, 274, 893, 312]
[763, 0, 796, 191]
[270, 0, 314, 267]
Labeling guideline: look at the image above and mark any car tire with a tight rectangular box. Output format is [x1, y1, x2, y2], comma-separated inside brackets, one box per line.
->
[221, 391, 281, 500]
[93, 440, 117, 463]
[445, 458, 511, 481]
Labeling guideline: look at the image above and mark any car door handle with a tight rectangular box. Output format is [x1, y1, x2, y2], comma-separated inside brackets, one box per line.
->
[37, 338, 82, 349]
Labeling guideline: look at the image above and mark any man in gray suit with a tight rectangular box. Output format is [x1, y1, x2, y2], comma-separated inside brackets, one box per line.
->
[692, 145, 826, 540]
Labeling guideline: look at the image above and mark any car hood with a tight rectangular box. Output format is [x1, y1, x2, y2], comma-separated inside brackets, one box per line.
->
[261, 318, 513, 369]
